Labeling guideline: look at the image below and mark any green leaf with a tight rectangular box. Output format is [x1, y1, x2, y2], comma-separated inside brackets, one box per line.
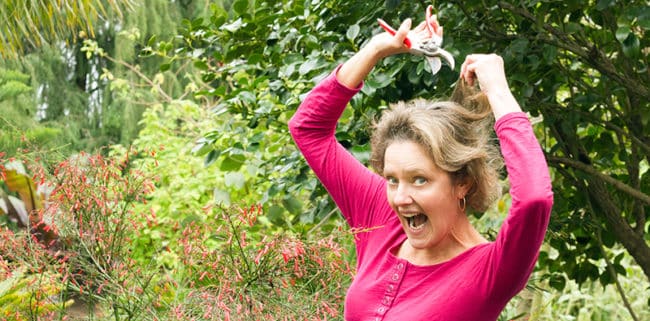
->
[385, 0, 401, 11]
[299, 59, 318, 75]
[220, 154, 246, 171]
[549, 273, 566, 290]
[613, 263, 627, 276]
[204, 149, 221, 166]
[621, 33, 640, 57]
[222, 18, 244, 32]
[238, 91, 256, 104]
[615, 26, 631, 42]
[224, 172, 246, 190]
[194, 59, 209, 70]
[346, 24, 360, 42]
[0, 80, 31, 100]
[213, 188, 231, 206]
[595, 0, 615, 10]
[282, 195, 303, 215]
[248, 53, 263, 64]
[267, 205, 286, 226]
[233, 0, 248, 15]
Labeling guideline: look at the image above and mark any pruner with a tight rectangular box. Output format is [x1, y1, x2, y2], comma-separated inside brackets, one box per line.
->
[377, 5, 455, 75]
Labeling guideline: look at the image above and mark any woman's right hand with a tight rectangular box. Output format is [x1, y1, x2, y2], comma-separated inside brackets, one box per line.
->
[367, 18, 413, 60]
[337, 17, 441, 89]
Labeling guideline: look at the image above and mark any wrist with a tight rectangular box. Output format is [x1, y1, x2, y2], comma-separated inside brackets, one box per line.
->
[364, 40, 389, 62]
[486, 90, 522, 120]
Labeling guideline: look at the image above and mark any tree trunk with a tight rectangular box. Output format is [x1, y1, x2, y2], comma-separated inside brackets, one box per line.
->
[587, 176, 650, 282]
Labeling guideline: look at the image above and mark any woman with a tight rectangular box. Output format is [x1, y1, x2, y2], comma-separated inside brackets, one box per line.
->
[288, 16, 553, 321]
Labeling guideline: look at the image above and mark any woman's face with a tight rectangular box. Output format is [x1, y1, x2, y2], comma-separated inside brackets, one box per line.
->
[383, 140, 467, 250]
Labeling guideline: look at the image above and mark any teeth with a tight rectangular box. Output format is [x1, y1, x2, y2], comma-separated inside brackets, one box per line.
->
[405, 214, 426, 231]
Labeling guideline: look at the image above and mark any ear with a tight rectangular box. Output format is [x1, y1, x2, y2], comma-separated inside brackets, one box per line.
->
[454, 177, 472, 198]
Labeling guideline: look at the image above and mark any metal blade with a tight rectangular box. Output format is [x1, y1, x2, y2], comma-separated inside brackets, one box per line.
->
[437, 48, 455, 70]
[426, 57, 442, 75]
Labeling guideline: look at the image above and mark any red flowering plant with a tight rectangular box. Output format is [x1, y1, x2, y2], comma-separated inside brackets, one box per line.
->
[165, 203, 355, 320]
[2, 147, 357, 320]
[0, 151, 162, 320]
[45, 151, 167, 319]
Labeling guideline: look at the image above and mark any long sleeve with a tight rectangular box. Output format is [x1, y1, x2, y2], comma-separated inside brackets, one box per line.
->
[490, 112, 554, 298]
[288, 68, 393, 229]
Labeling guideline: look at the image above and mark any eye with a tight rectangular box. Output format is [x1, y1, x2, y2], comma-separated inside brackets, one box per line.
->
[385, 176, 398, 185]
[413, 177, 427, 185]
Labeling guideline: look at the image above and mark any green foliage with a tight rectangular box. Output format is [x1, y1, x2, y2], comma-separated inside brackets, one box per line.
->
[165, 0, 650, 286]
[0, 267, 71, 320]
[442, 0, 650, 289]
[150, 0, 650, 317]
[0, 0, 134, 59]
[151, 0, 461, 231]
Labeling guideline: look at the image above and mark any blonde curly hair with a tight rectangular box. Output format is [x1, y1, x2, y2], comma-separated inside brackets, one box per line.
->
[370, 80, 503, 212]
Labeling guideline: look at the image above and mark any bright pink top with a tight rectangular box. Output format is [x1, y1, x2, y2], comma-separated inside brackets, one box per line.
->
[288, 68, 553, 321]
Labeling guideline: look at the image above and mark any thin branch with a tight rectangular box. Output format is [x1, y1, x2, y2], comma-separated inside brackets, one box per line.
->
[101, 54, 174, 103]
[543, 102, 650, 157]
[547, 156, 650, 206]
[308, 207, 339, 234]
[497, 1, 650, 101]
[595, 231, 640, 321]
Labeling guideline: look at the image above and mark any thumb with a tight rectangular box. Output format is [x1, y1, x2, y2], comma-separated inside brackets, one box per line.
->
[396, 18, 412, 47]
[397, 18, 412, 37]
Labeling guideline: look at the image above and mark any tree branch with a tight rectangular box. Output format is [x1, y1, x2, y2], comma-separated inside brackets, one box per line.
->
[547, 156, 650, 206]
[497, 1, 650, 101]
[595, 223, 640, 321]
[101, 54, 174, 103]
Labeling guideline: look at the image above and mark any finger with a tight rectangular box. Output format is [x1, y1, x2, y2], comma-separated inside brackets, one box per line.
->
[428, 16, 440, 36]
[460, 56, 478, 86]
[398, 18, 412, 34]
[396, 18, 412, 47]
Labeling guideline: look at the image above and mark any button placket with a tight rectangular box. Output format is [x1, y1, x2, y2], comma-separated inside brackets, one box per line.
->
[375, 261, 406, 320]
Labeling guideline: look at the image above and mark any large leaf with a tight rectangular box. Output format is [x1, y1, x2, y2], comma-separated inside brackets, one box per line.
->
[0, 191, 29, 227]
[3, 169, 43, 215]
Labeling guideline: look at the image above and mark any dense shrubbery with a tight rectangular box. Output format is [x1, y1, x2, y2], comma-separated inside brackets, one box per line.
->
[0, 151, 354, 320]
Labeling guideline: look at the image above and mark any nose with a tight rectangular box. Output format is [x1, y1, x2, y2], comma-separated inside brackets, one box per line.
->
[391, 184, 413, 206]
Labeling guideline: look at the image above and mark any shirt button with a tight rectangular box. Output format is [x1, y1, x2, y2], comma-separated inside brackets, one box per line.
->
[378, 307, 386, 313]
[382, 296, 391, 305]
[391, 273, 399, 281]
[387, 284, 394, 293]
[396, 262, 404, 270]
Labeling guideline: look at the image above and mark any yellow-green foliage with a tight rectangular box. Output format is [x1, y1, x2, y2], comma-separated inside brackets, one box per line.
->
[0, 268, 73, 320]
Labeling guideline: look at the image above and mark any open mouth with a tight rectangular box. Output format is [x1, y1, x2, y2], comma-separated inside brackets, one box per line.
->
[404, 213, 428, 231]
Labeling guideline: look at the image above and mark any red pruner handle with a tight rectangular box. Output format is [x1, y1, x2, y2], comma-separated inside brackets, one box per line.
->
[377, 18, 412, 48]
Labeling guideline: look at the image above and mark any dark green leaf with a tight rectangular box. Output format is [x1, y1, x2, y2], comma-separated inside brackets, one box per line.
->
[233, 0, 248, 15]
[595, 0, 615, 10]
[621, 33, 640, 57]
[615, 26, 631, 42]
[549, 274, 566, 290]
[204, 149, 221, 166]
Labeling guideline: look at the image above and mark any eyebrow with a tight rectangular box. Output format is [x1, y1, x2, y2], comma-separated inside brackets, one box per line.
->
[383, 167, 430, 177]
